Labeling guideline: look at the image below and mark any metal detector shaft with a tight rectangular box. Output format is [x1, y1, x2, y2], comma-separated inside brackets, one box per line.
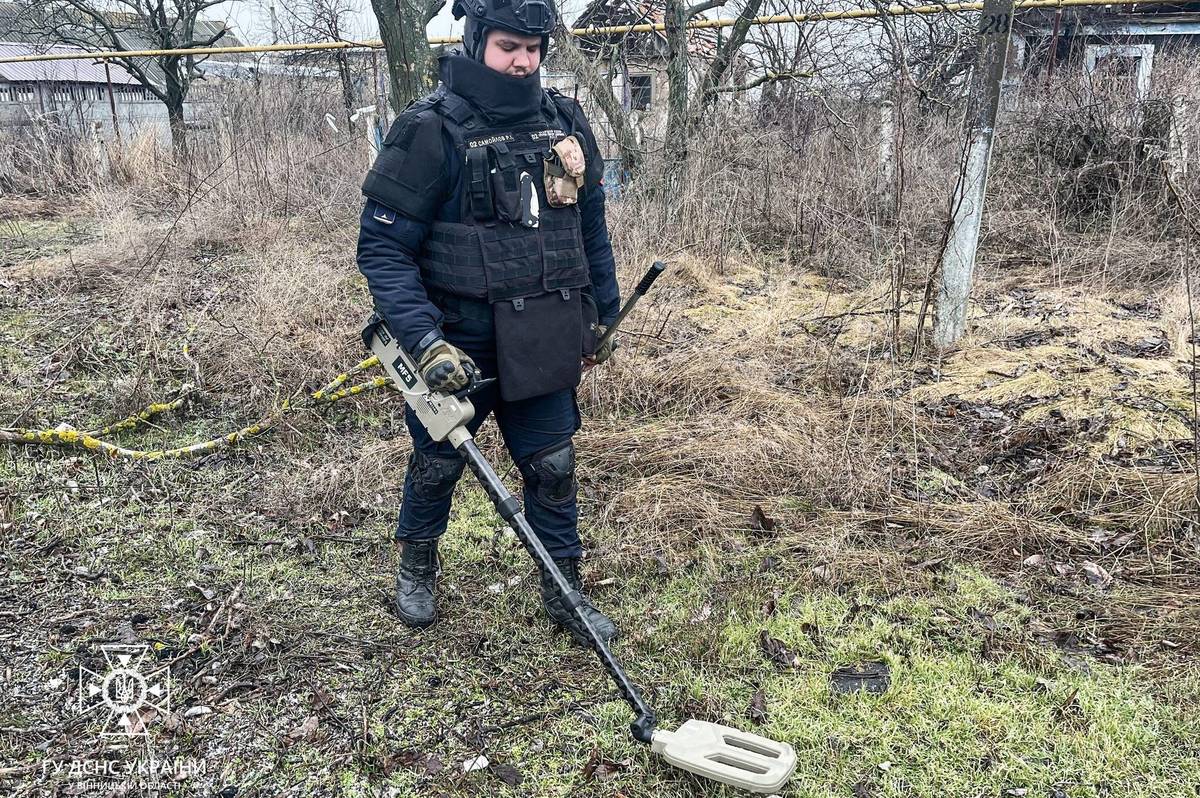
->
[594, 260, 666, 353]
[453, 437, 658, 744]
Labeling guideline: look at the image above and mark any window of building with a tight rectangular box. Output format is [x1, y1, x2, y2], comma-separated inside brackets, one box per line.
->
[628, 74, 652, 111]
[1085, 43, 1154, 99]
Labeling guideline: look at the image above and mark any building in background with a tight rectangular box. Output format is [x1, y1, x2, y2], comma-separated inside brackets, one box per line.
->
[542, 0, 721, 161]
[1017, 1, 1200, 98]
[0, 40, 155, 135]
[0, 0, 242, 142]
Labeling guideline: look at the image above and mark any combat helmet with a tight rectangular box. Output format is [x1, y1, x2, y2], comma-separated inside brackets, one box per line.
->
[452, 0, 558, 60]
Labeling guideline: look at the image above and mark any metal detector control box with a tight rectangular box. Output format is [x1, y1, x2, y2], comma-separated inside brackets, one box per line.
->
[363, 312, 475, 443]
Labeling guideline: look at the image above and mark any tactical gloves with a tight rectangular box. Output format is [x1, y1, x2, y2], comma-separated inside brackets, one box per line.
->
[418, 339, 475, 392]
[588, 324, 617, 365]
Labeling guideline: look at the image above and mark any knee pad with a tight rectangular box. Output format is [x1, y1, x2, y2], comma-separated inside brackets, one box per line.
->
[520, 440, 577, 508]
[405, 450, 465, 502]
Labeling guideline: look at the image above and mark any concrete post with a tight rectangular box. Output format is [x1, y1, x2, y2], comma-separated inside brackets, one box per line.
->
[1169, 97, 1190, 182]
[933, 0, 1016, 349]
[879, 99, 896, 217]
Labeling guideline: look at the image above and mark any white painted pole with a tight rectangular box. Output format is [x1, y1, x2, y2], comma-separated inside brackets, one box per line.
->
[1169, 97, 1189, 181]
[933, 0, 1016, 349]
[879, 99, 896, 217]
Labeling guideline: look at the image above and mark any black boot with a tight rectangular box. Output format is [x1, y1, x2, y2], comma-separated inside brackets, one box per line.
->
[540, 557, 618, 645]
[395, 540, 439, 628]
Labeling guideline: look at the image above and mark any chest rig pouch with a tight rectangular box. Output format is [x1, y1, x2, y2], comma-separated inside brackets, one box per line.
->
[417, 94, 591, 402]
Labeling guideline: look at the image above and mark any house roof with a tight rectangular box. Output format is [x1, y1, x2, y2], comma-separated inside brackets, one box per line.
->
[0, 40, 140, 83]
[1019, 1, 1200, 34]
[570, 0, 719, 59]
[0, 1, 42, 44]
[0, 1, 243, 87]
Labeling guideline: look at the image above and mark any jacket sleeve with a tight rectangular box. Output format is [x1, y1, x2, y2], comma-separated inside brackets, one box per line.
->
[579, 183, 620, 326]
[356, 200, 444, 357]
[572, 109, 621, 326]
[356, 103, 451, 356]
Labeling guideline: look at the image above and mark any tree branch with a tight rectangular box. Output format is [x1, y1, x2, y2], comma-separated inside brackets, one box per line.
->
[686, 0, 725, 19]
[552, 23, 644, 175]
[423, 0, 444, 27]
[708, 69, 812, 94]
[688, 0, 766, 119]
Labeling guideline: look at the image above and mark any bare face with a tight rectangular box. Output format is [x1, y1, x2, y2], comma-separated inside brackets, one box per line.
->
[482, 29, 542, 76]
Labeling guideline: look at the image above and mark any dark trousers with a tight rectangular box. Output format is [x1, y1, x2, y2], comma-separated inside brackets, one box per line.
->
[395, 302, 583, 559]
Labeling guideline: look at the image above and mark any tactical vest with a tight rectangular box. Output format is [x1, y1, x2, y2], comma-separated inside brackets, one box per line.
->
[414, 88, 590, 306]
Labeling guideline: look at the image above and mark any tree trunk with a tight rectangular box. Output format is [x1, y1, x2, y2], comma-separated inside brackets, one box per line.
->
[371, 0, 439, 112]
[337, 51, 357, 132]
[688, 0, 765, 125]
[663, 0, 691, 169]
[163, 62, 188, 157]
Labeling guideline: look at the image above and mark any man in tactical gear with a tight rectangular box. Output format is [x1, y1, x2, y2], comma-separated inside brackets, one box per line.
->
[355, 0, 621, 645]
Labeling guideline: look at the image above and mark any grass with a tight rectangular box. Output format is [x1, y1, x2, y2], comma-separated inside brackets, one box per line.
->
[6, 428, 1197, 796]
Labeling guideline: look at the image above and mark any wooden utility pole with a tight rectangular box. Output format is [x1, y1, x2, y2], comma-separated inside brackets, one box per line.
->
[1045, 9, 1062, 83]
[933, 0, 1015, 349]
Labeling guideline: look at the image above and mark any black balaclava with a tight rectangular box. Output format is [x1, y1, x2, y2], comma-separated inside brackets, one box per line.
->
[439, 53, 547, 125]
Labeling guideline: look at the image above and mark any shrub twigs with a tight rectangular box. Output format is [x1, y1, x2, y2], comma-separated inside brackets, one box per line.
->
[1163, 169, 1200, 504]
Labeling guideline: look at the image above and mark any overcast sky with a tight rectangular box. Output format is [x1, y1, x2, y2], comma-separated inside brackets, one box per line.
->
[219, 0, 592, 46]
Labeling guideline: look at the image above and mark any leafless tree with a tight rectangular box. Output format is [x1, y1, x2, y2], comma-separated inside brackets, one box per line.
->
[25, 0, 233, 154]
[663, 0, 767, 167]
[280, 0, 365, 131]
[552, 23, 645, 175]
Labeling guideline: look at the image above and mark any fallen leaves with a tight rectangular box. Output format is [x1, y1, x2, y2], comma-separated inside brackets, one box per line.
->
[124, 706, 157, 735]
[750, 505, 777, 536]
[758, 629, 801, 669]
[491, 762, 523, 787]
[747, 687, 768, 725]
[582, 747, 631, 781]
[1080, 561, 1113, 589]
[310, 686, 336, 711]
[287, 714, 319, 742]
[1020, 553, 1116, 590]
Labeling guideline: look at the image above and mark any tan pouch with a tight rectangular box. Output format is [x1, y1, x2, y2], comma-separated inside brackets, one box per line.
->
[543, 135, 586, 207]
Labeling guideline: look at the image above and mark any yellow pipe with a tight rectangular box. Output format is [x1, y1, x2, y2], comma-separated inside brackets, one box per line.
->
[0, 0, 1169, 64]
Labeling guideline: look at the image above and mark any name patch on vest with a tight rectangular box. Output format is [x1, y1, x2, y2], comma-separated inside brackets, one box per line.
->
[467, 133, 516, 148]
[466, 129, 565, 149]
